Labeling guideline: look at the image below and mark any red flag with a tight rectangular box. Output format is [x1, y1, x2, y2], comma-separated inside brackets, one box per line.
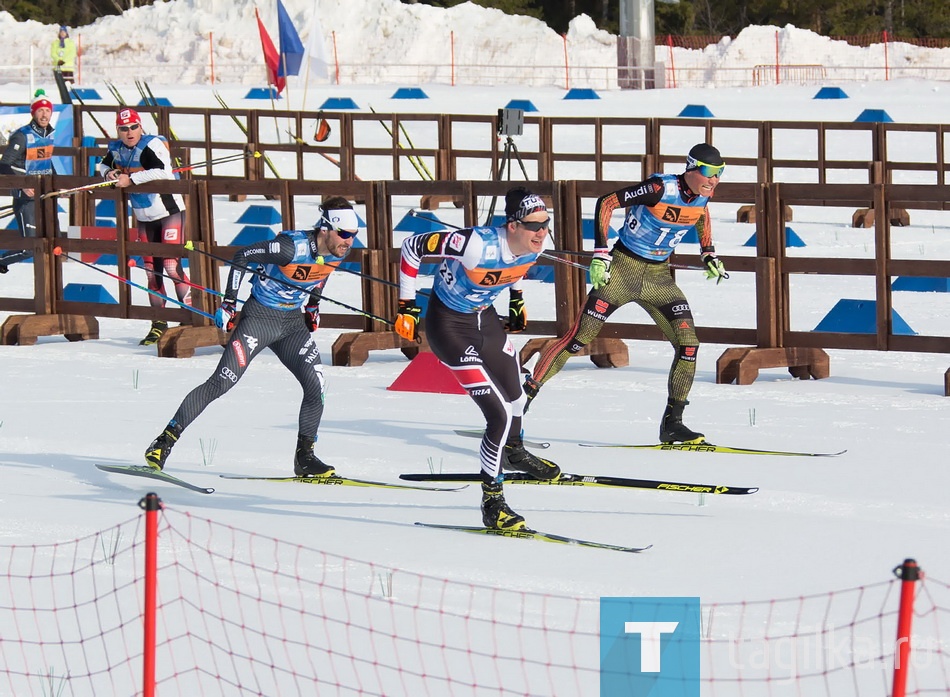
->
[255, 8, 285, 94]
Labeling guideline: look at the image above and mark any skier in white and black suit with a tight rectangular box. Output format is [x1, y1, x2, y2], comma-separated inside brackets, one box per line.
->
[394, 187, 562, 531]
[143, 197, 359, 478]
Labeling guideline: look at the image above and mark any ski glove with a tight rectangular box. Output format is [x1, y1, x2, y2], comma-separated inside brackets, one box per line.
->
[394, 299, 422, 343]
[304, 303, 320, 332]
[506, 289, 527, 333]
[701, 253, 729, 284]
[214, 301, 237, 331]
[589, 250, 612, 290]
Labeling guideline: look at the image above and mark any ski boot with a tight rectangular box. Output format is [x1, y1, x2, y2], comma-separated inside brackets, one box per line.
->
[659, 399, 705, 443]
[145, 422, 183, 471]
[139, 320, 168, 346]
[481, 479, 526, 530]
[294, 435, 335, 477]
[503, 440, 560, 480]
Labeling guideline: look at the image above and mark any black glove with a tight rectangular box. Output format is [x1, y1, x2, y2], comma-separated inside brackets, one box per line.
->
[57, 60, 65, 66]
[394, 299, 422, 342]
[304, 303, 320, 332]
[506, 289, 527, 332]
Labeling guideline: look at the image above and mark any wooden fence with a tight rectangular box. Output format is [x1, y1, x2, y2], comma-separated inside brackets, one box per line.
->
[1, 107, 948, 392]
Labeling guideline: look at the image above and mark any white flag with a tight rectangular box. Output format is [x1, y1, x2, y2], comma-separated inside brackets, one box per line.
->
[306, 1, 330, 81]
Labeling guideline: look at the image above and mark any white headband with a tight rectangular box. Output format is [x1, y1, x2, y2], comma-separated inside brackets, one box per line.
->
[322, 208, 359, 232]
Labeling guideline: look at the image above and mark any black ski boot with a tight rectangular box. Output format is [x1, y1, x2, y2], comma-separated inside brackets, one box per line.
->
[503, 440, 561, 480]
[144, 421, 183, 471]
[481, 479, 527, 530]
[140, 320, 168, 346]
[294, 435, 335, 477]
[659, 399, 705, 443]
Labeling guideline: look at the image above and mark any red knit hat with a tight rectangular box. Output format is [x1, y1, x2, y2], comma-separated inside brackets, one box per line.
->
[31, 89, 53, 115]
[116, 108, 141, 127]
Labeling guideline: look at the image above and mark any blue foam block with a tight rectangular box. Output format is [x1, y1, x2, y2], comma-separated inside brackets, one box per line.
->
[814, 86, 848, 99]
[678, 104, 714, 118]
[526, 265, 555, 283]
[136, 97, 172, 107]
[96, 255, 146, 267]
[230, 226, 276, 246]
[319, 97, 360, 110]
[564, 88, 600, 100]
[743, 226, 806, 247]
[236, 205, 282, 226]
[394, 212, 446, 233]
[95, 199, 116, 218]
[891, 276, 950, 292]
[581, 218, 618, 240]
[813, 299, 915, 335]
[504, 99, 538, 112]
[63, 283, 117, 304]
[70, 88, 102, 100]
[391, 87, 428, 99]
[854, 109, 893, 123]
[245, 87, 281, 100]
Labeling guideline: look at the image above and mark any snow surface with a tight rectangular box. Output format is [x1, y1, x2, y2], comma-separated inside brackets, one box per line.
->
[1, 74, 948, 600]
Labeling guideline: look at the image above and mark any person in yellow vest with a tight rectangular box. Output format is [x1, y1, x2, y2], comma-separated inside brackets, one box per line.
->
[50, 26, 77, 83]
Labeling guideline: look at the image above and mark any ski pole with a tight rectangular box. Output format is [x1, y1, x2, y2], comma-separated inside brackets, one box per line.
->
[40, 151, 259, 201]
[407, 209, 717, 275]
[127, 258, 244, 304]
[53, 246, 215, 320]
[40, 179, 117, 200]
[183, 241, 395, 328]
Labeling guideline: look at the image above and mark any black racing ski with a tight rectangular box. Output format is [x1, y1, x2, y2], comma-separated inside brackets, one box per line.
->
[414, 522, 650, 553]
[219, 473, 466, 492]
[454, 429, 550, 449]
[96, 464, 215, 494]
[401, 471, 757, 495]
[579, 441, 846, 457]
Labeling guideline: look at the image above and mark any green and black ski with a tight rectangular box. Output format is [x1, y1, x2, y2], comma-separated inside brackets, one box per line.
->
[415, 522, 650, 553]
[579, 441, 846, 457]
[96, 464, 214, 494]
[401, 471, 757, 495]
[220, 473, 466, 492]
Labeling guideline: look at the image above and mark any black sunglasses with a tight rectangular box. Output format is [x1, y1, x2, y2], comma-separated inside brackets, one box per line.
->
[118, 124, 140, 133]
[334, 228, 358, 239]
[518, 218, 551, 232]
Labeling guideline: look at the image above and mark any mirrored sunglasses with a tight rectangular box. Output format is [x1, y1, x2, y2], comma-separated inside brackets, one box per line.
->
[333, 228, 358, 239]
[691, 160, 725, 178]
[118, 124, 140, 133]
[518, 217, 551, 232]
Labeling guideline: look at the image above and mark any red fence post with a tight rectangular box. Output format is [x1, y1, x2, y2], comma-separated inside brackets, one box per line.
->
[562, 34, 569, 90]
[139, 493, 162, 697]
[892, 558, 922, 697]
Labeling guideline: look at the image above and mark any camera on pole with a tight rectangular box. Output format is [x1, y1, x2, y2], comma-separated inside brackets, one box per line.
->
[496, 107, 524, 137]
[484, 108, 529, 225]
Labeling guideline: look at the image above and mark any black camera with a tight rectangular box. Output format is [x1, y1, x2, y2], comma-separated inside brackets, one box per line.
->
[497, 108, 524, 137]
